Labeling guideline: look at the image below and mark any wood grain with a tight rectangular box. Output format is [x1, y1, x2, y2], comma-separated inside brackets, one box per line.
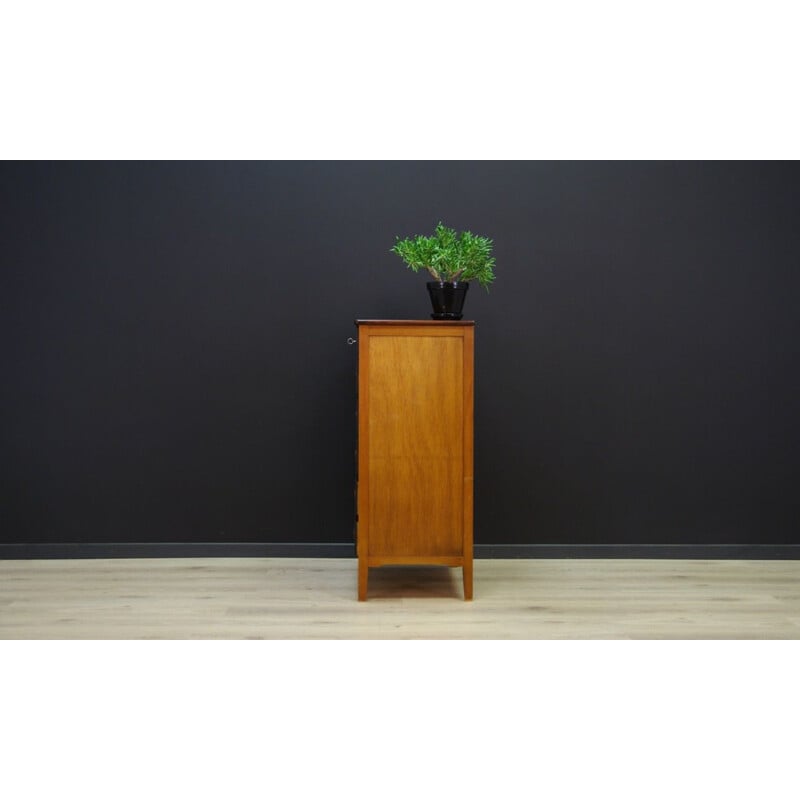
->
[462, 325, 474, 600]
[357, 322, 474, 599]
[1, 557, 798, 639]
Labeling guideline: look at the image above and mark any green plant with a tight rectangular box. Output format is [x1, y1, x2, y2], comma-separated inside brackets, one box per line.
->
[390, 222, 496, 288]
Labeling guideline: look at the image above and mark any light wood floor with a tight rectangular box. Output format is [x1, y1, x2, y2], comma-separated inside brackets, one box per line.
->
[1, 557, 799, 639]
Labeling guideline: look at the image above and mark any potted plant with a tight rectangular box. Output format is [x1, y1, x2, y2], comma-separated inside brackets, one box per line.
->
[390, 222, 496, 319]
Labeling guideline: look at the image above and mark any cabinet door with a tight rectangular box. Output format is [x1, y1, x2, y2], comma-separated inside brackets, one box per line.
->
[366, 332, 465, 557]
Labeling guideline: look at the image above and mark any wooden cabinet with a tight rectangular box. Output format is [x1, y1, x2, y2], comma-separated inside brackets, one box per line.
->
[355, 320, 474, 601]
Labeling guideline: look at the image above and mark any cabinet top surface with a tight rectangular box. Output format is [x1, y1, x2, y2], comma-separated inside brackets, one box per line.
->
[355, 319, 475, 327]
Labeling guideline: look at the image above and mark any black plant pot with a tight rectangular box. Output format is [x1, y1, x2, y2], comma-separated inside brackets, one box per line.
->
[427, 281, 469, 320]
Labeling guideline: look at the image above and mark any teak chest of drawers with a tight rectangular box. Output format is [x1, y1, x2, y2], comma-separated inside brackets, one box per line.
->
[355, 320, 474, 600]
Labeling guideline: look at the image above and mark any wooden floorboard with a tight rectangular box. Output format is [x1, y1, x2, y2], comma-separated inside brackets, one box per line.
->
[1, 557, 799, 639]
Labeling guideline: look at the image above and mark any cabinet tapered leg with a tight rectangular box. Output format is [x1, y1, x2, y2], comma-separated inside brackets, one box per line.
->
[463, 560, 473, 601]
[358, 558, 368, 601]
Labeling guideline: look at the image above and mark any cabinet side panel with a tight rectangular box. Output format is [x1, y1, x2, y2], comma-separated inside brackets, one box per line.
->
[356, 329, 371, 563]
[463, 326, 475, 568]
[367, 334, 464, 557]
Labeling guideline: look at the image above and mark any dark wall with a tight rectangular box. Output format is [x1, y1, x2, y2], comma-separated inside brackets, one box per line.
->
[1, 161, 799, 547]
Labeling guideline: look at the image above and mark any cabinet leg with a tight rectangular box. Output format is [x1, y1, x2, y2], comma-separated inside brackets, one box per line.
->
[358, 558, 368, 601]
[463, 561, 473, 601]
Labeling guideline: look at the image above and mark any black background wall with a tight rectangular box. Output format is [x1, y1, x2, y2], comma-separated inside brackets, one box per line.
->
[2, 161, 799, 555]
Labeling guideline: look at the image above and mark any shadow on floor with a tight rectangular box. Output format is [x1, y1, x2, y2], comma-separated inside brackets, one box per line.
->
[365, 565, 463, 600]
